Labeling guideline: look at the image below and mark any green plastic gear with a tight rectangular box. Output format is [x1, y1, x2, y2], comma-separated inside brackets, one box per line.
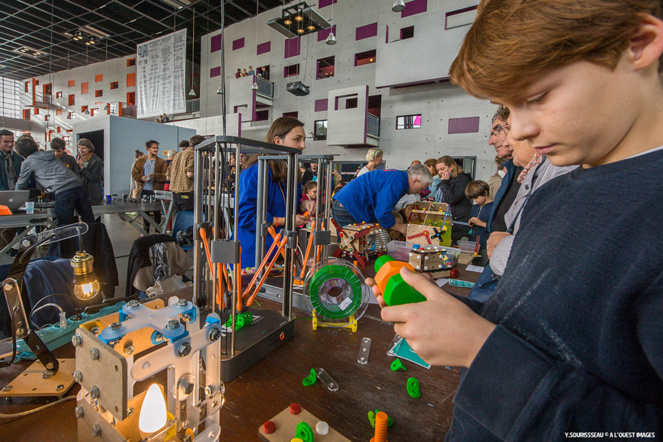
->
[308, 264, 362, 319]
[296, 422, 314, 442]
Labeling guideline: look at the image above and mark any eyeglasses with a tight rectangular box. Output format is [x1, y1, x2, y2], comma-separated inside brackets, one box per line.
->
[490, 124, 511, 137]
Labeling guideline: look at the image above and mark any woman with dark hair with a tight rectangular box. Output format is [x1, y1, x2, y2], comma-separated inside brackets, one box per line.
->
[435, 155, 472, 243]
[76, 138, 104, 205]
[237, 117, 309, 268]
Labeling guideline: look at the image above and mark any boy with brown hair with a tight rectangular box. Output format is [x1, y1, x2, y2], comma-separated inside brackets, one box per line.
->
[370, 0, 663, 438]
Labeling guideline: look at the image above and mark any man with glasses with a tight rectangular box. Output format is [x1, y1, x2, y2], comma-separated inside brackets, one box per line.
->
[0, 129, 23, 191]
[132, 140, 167, 233]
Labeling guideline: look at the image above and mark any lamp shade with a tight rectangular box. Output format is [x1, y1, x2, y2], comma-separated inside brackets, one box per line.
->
[392, 0, 406, 12]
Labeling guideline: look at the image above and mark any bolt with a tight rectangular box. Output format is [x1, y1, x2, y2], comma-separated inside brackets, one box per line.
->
[205, 385, 214, 396]
[208, 328, 220, 342]
[92, 424, 101, 437]
[126, 300, 140, 309]
[154, 333, 165, 343]
[181, 314, 191, 323]
[90, 348, 100, 360]
[90, 385, 100, 399]
[2, 385, 13, 392]
[16, 328, 25, 338]
[212, 400, 219, 408]
[177, 298, 188, 307]
[45, 362, 55, 370]
[56, 384, 64, 391]
[3, 283, 12, 291]
[110, 322, 122, 330]
[73, 370, 83, 383]
[71, 334, 82, 347]
[166, 320, 180, 330]
[177, 342, 191, 357]
[74, 406, 84, 419]
[124, 345, 134, 356]
[127, 407, 134, 416]
[181, 381, 194, 395]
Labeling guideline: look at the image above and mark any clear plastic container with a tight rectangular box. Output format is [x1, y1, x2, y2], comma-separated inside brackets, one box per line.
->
[456, 239, 476, 254]
[386, 240, 415, 261]
[409, 245, 461, 269]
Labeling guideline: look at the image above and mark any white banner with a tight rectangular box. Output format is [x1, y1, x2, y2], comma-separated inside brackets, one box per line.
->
[136, 29, 187, 119]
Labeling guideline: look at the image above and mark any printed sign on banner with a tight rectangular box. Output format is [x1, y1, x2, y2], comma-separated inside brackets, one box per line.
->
[136, 29, 187, 119]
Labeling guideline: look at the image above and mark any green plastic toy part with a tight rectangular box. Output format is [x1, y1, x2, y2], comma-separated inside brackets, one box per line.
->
[296, 422, 315, 442]
[407, 377, 421, 398]
[302, 368, 317, 387]
[368, 410, 394, 428]
[224, 312, 253, 330]
[374, 255, 426, 306]
[390, 358, 407, 372]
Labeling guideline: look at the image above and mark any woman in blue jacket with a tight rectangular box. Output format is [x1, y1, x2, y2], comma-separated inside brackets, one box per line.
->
[237, 117, 309, 268]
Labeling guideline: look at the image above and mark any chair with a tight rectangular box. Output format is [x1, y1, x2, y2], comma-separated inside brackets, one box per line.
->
[171, 211, 194, 251]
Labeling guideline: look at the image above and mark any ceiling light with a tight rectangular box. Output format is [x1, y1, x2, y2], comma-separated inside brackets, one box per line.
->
[84, 108, 90, 114]
[325, 32, 336, 45]
[216, 87, 223, 95]
[294, 13, 303, 22]
[13, 46, 47, 59]
[267, 2, 331, 38]
[297, 28, 305, 34]
[188, 88, 196, 97]
[283, 18, 292, 25]
[392, 0, 406, 12]
[103, 104, 109, 111]
[251, 81, 258, 91]
[307, 25, 316, 31]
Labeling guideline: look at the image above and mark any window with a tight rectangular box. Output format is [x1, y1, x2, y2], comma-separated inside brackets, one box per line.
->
[0, 77, 21, 119]
[109, 103, 118, 114]
[95, 74, 103, 82]
[44, 115, 49, 121]
[396, 114, 422, 130]
[284, 64, 300, 78]
[355, 49, 376, 67]
[314, 120, 327, 141]
[91, 108, 99, 117]
[43, 83, 52, 95]
[68, 112, 75, 119]
[24, 81, 29, 93]
[81, 82, 89, 94]
[401, 26, 414, 40]
[23, 109, 31, 120]
[81, 105, 89, 114]
[283, 111, 298, 119]
[127, 58, 136, 67]
[110, 81, 119, 90]
[335, 94, 359, 110]
[55, 91, 63, 99]
[95, 90, 103, 97]
[317, 56, 335, 79]
[126, 92, 135, 105]
[68, 94, 75, 106]
[255, 109, 269, 121]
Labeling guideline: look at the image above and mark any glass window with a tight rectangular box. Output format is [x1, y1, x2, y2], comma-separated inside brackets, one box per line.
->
[314, 120, 327, 141]
[0, 77, 21, 119]
[396, 114, 422, 130]
[355, 49, 376, 67]
[317, 56, 335, 80]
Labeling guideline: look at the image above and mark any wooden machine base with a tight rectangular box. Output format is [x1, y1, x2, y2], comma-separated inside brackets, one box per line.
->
[259, 405, 350, 442]
[0, 358, 76, 397]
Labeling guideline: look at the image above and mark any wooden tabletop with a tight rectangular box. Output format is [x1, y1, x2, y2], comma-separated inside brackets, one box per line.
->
[0, 262, 482, 441]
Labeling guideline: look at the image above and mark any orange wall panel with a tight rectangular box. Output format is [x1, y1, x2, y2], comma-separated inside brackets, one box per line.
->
[68, 79, 75, 87]
[81, 82, 89, 94]
[95, 74, 103, 82]
[127, 73, 136, 87]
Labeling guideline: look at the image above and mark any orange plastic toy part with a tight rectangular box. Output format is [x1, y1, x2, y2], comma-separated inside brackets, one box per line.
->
[0, 205, 12, 216]
[370, 411, 388, 442]
[373, 256, 415, 296]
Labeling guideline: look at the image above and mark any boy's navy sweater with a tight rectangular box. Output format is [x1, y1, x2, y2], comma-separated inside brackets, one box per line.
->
[448, 148, 663, 440]
[468, 201, 493, 249]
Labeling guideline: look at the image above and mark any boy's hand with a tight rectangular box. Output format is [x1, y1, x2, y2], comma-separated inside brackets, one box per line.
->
[468, 217, 478, 226]
[369, 268, 495, 367]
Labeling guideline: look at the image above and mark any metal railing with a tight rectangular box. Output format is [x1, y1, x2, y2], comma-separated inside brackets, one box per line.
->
[367, 112, 380, 137]
[256, 77, 273, 98]
[186, 98, 200, 113]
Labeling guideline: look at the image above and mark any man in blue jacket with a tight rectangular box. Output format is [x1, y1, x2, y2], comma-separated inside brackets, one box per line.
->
[332, 164, 432, 236]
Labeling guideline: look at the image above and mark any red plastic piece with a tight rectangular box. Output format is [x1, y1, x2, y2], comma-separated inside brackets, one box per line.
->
[450, 268, 460, 279]
[289, 403, 302, 415]
[263, 421, 276, 434]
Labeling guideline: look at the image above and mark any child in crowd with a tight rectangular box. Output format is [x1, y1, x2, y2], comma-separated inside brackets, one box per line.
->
[301, 180, 317, 204]
[465, 180, 492, 261]
[369, 0, 663, 438]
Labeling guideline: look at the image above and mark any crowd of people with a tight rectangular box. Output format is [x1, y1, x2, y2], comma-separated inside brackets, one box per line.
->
[235, 65, 269, 80]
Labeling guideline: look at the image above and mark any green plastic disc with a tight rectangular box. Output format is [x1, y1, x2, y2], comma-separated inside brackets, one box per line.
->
[308, 264, 362, 319]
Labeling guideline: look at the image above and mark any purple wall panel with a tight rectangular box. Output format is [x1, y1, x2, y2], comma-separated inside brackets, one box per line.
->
[284, 37, 301, 58]
[319, 0, 337, 8]
[211, 34, 222, 53]
[314, 99, 328, 112]
[401, 0, 427, 18]
[210, 67, 221, 78]
[355, 22, 378, 41]
[232, 38, 245, 51]
[448, 117, 480, 134]
[317, 25, 336, 42]
[257, 41, 271, 55]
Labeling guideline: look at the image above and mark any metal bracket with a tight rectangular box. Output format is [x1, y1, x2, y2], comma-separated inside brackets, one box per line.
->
[283, 230, 298, 249]
[313, 230, 331, 246]
[210, 240, 240, 264]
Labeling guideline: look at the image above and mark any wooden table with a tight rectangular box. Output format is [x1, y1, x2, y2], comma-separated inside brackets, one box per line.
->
[0, 262, 483, 441]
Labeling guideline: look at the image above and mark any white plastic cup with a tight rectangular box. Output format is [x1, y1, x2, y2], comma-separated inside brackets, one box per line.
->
[25, 201, 34, 214]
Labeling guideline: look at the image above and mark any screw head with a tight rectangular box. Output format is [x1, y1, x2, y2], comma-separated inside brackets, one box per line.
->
[127, 407, 134, 416]
[45, 362, 55, 370]
[90, 348, 100, 360]
[2, 385, 13, 392]
[124, 345, 134, 356]
[15, 328, 25, 338]
[91, 424, 101, 437]
[166, 319, 180, 330]
[181, 314, 191, 323]
[208, 327, 221, 342]
[90, 385, 100, 399]
[205, 385, 214, 396]
[56, 384, 64, 391]
[71, 334, 82, 347]
[177, 342, 191, 357]
[110, 322, 122, 330]
[126, 300, 140, 309]
[73, 370, 83, 383]
[74, 406, 84, 419]
[177, 298, 188, 307]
